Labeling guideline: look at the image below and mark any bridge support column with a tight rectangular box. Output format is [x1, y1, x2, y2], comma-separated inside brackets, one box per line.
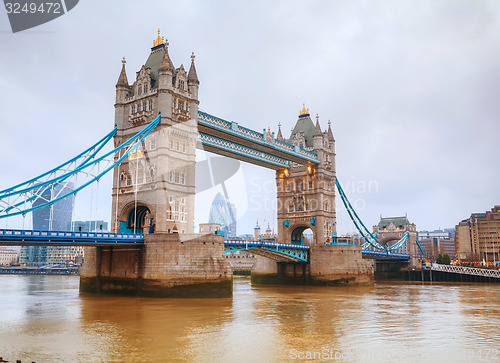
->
[80, 234, 233, 297]
[251, 245, 373, 285]
[309, 245, 374, 285]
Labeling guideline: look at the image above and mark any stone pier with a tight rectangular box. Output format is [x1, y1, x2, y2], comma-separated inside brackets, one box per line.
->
[251, 244, 374, 285]
[80, 233, 233, 298]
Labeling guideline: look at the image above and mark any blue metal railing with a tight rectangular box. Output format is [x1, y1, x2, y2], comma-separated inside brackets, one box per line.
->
[0, 228, 144, 246]
[362, 250, 410, 260]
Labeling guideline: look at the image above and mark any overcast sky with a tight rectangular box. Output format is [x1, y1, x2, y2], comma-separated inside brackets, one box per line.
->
[0, 0, 499, 235]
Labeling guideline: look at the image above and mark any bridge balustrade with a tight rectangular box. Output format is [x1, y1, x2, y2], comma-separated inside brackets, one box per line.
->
[431, 263, 500, 279]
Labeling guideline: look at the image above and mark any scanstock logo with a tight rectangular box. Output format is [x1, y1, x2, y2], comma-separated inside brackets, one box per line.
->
[4, 0, 79, 33]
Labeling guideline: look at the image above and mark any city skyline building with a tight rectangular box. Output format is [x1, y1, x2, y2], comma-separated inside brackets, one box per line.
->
[455, 205, 500, 264]
[417, 229, 455, 259]
[208, 192, 237, 238]
[20, 185, 75, 266]
[0, 248, 18, 266]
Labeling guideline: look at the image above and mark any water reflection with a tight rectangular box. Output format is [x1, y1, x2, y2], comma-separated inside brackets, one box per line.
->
[0, 276, 499, 362]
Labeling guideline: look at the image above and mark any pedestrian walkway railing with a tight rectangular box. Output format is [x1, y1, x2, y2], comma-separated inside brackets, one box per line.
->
[431, 264, 500, 279]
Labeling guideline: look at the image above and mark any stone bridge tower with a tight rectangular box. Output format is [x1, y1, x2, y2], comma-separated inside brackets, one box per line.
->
[111, 31, 200, 235]
[276, 106, 336, 245]
[81, 32, 232, 298]
[254, 108, 373, 284]
[373, 216, 419, 267]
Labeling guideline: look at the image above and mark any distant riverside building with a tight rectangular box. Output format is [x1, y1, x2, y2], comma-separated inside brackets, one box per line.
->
[20, 184, 75, 266]
[46, 245, 84, 265]
[252, 220, 277, 241]
[455, 206, 500, 264]
[254, 220, 261, 240]
[0, 248, 18, 266]
[260, 223, 277, 241]
[208, 192, 237, 238]
[417, 229, 455, 258]
[69, 220, 109, 232]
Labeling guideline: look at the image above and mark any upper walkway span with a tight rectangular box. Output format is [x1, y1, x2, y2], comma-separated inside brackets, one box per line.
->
[197, 111, 320, 169]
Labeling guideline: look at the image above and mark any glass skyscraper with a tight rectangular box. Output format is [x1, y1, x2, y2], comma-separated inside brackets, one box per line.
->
[20, 184, 75, 266]
[208, 192, 237, 238]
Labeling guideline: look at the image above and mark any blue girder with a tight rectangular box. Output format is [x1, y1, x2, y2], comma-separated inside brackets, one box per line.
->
[0, 115, 161, 219]
[198, 111, 320, 166]
[361, 250, 410, 260]
[198, 132, 292, 169]
[225, 240, 310, 262]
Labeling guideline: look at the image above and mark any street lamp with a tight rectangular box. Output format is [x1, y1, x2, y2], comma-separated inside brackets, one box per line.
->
[495, 232, 500, 267]
[484, 233, 488, 267]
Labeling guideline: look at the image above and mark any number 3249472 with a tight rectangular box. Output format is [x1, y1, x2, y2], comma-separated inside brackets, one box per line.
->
[5, 2, 62, 14]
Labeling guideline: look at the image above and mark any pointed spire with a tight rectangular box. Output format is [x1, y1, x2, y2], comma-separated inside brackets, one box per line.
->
[188, 52, 199, 84]
[158, 41, 173, 73]
[115, 57, 129, 88]
[314, 114, 322, 136]
[276, 122, 284, 141]
[327, 120, 335, 141]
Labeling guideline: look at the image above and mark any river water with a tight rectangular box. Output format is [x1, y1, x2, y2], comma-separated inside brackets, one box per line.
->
[0, 275, 499, 363]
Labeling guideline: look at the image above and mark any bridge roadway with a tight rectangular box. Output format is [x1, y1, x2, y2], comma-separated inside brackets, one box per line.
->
[0, 229, 410, 262]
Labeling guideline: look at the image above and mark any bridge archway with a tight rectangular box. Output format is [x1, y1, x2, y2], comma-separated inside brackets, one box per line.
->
[127, 206, 150, 233]
[378, 233, 406, 246]
[119, 201, 153, 234]
[291, 226, 313, 245]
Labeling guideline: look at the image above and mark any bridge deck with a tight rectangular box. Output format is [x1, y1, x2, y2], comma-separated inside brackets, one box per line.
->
[0, 229, 144, 247]
[0, 229, 410, 261]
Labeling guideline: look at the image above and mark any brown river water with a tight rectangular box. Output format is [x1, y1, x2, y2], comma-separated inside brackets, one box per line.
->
[0, 275, 499, 363]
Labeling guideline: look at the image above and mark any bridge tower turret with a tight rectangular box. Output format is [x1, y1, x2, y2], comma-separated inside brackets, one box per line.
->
[276, 106, 337, 246]
[114, 57, 130, 131]
[187, 52, 200, 120]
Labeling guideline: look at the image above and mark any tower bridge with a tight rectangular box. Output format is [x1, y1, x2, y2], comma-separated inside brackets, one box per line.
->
[0, 31, 422, 297]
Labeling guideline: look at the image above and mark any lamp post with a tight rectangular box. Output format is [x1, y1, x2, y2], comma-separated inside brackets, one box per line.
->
[495, 232, 499, 267]
[484, 233, 488, 267]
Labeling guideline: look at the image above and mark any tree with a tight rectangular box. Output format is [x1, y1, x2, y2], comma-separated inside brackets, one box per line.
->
[436, 254, 443, 264]
[442, 254, 451, 265]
